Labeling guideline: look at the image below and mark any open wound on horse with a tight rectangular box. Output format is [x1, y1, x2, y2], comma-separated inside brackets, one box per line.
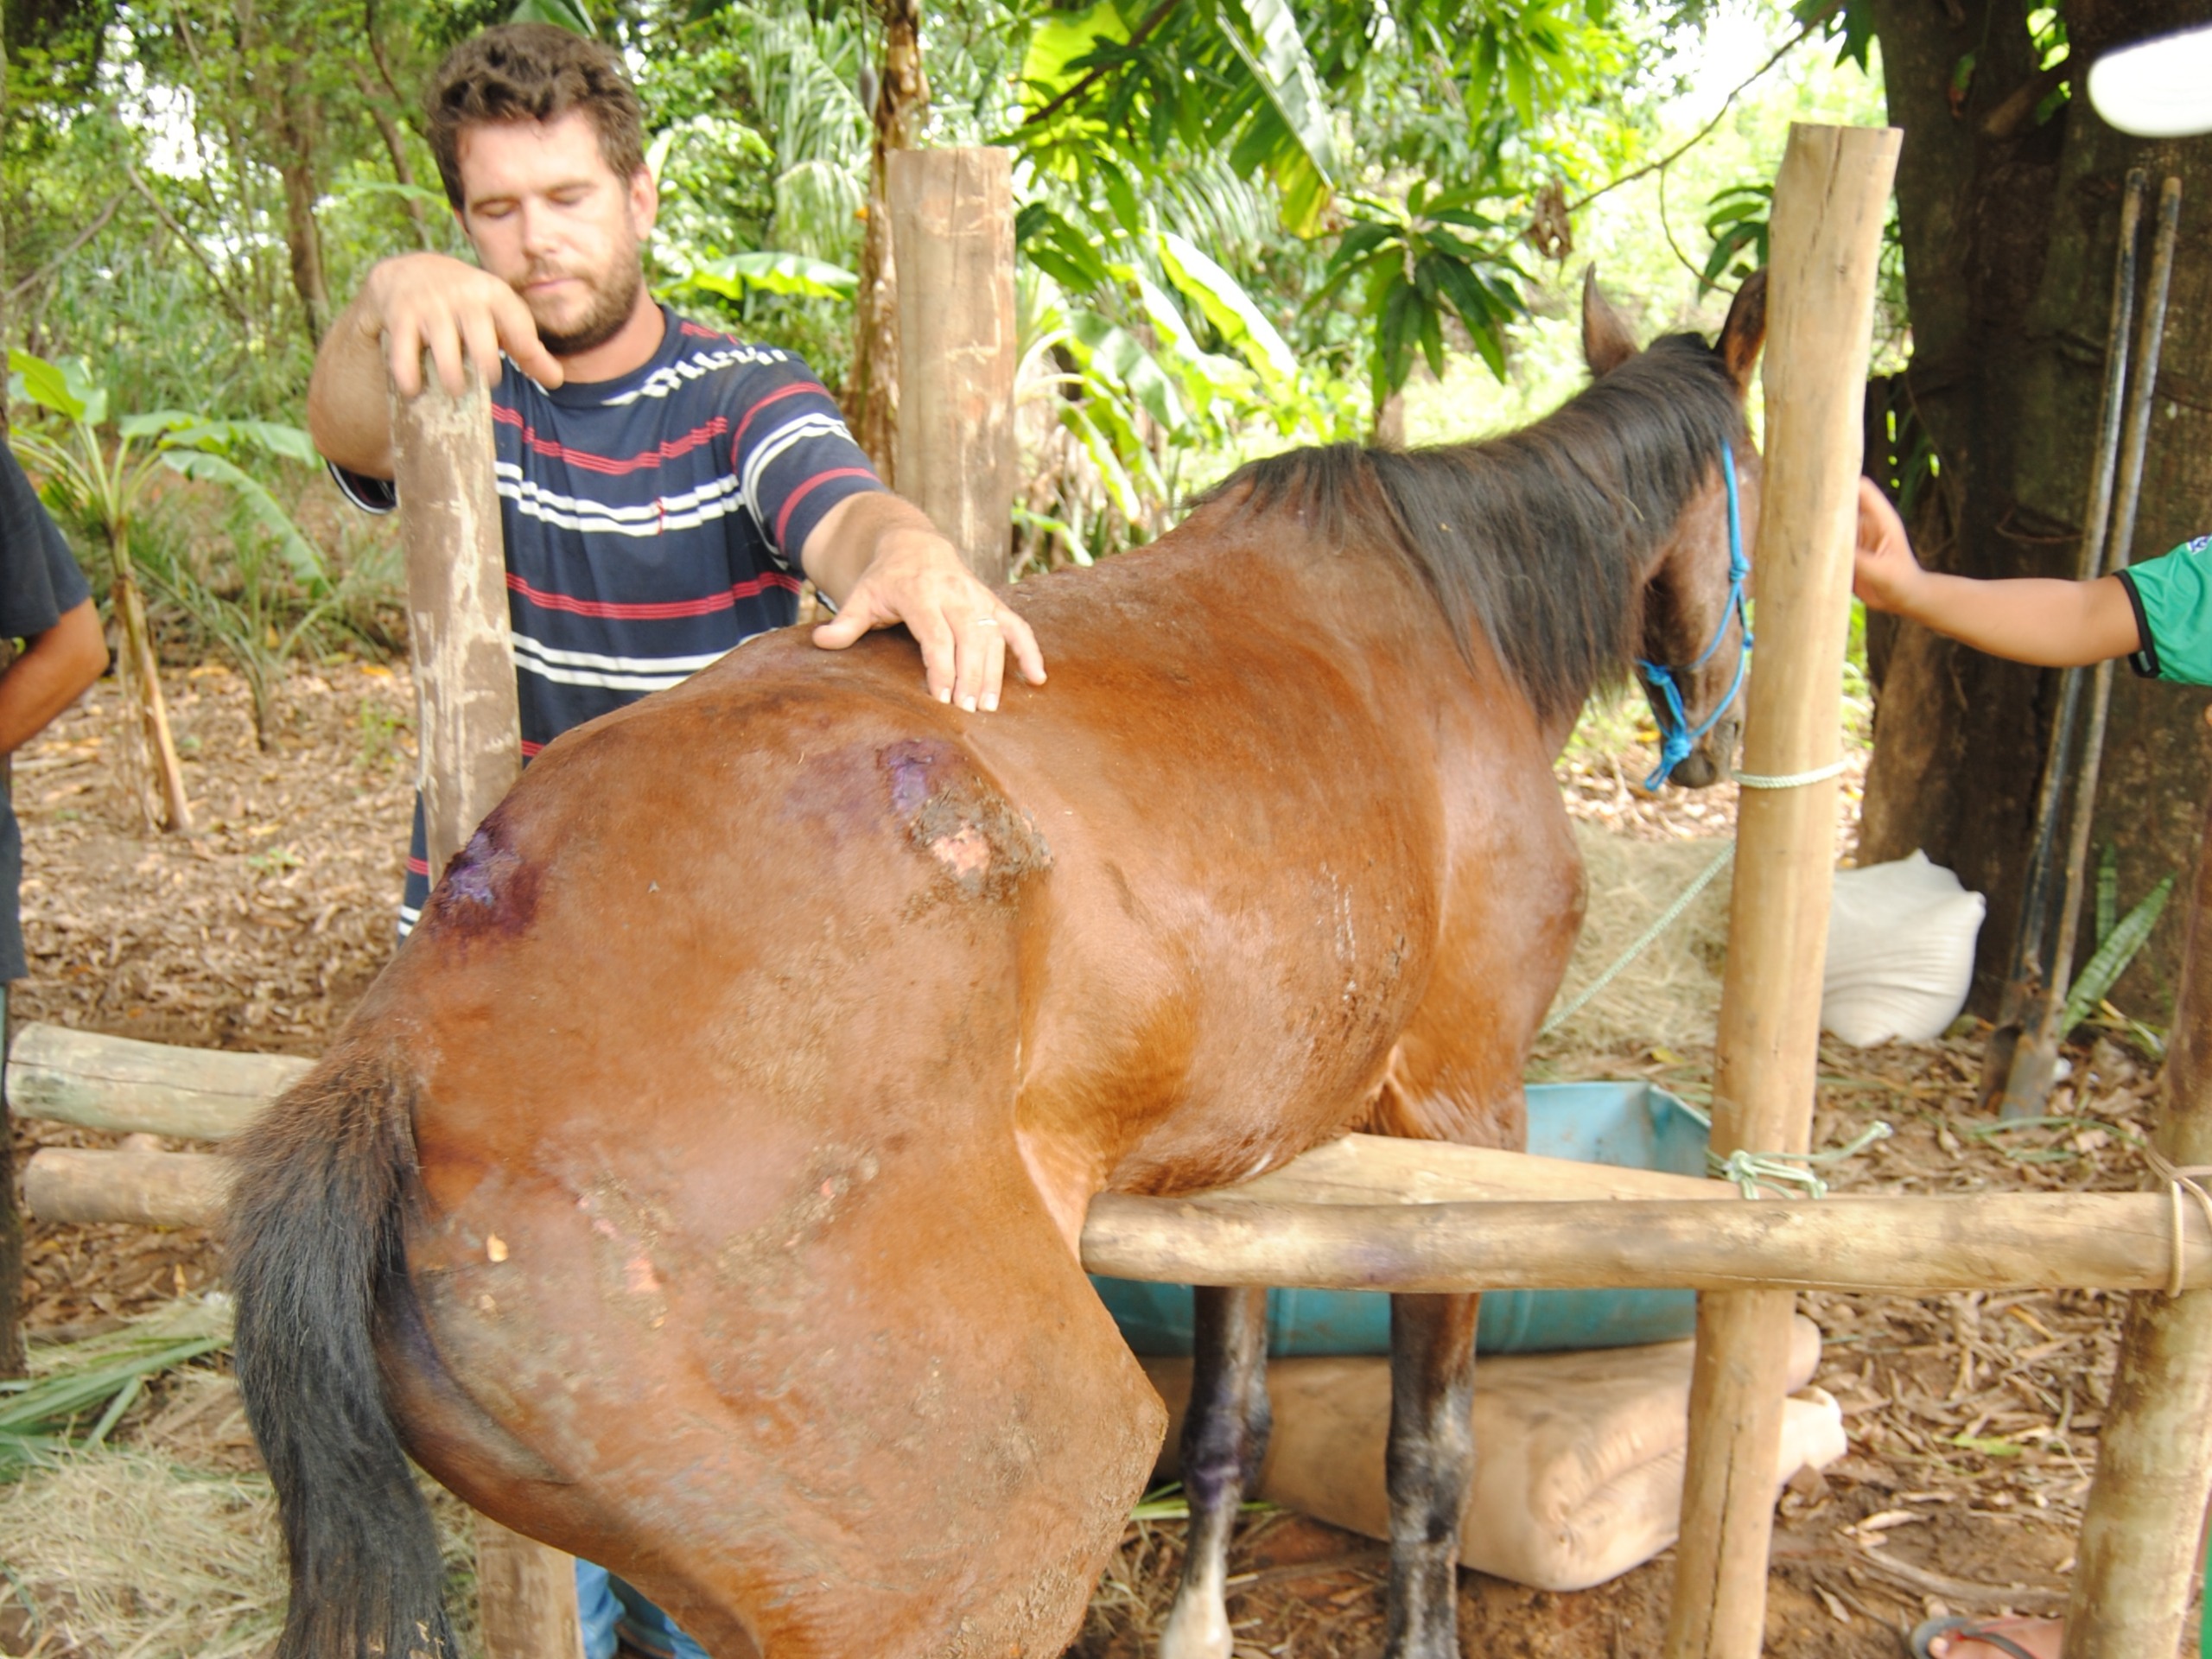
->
[424, 814, 542, 939]
[882, 736, 1053, 906]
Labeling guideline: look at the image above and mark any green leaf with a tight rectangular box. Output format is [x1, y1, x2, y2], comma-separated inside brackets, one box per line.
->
[9, 350, 86, 423]
[1212, 0, 1338, 233]
[678, 251, 859, 301]
[2095, 843, 2118, 945]
[2063, 872, 2176, 1036]
[1020, 0, 1131, 120]
[1157, 232, 1298, 386]
[1069, 311, 1185, 433]
[508, 0, 594, 34]
[337, 178, 454, 210]
[159, 451, 331, 592]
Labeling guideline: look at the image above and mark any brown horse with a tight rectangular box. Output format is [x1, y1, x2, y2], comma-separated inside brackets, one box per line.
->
[229, 270, 1765, 1659]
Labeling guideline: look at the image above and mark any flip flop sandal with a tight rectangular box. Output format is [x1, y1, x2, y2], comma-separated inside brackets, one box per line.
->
[1906, 1616, 2043, 1659]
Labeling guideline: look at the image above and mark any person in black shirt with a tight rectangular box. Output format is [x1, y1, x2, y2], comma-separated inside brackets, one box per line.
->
[0, 442, 106, 982]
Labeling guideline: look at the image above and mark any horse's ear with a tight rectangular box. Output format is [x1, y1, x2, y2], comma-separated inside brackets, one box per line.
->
[1719, 270, 1769, 391]
[1581, 266, 1639, 378]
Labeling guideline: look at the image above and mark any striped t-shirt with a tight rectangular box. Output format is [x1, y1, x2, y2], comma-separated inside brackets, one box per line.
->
[334, 307, 883, 933]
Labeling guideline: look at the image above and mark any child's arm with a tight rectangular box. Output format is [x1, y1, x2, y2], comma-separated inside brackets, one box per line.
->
[1852, 478, 2141, 668]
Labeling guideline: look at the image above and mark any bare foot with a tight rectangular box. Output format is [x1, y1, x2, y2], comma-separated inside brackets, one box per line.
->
[1921, 1616, 2064, 1659]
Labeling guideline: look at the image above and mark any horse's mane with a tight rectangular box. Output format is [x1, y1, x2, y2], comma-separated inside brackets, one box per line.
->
[1199, 334, 1745, 723]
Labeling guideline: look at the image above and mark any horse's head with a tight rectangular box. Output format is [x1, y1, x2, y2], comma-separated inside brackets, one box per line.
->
[1583, 267, 1768, 788]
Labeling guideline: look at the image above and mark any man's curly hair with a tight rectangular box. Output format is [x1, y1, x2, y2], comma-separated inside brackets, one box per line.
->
[426, 24, 646, 210]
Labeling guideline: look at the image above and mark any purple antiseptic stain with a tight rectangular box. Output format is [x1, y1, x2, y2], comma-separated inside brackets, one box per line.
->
[444, 828, 520, 906]
[422, 817, 542, 940]
[881, 740, 940, 817]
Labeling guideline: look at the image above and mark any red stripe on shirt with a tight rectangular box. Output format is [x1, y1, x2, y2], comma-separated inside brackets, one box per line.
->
[775, 468, 875, 550]
[732, 381, 830, 450]
[520, 738, 546, 760]
[506, 569, 800, 620]
[407, 855, 431, 877]
[493, 404, 728, 474]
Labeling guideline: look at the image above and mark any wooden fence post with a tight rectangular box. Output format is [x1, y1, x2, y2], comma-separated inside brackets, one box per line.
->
[887, 146, 1018, 585]
[2063, 776, 2212, 1656]
[1662, 122, 1899, 1659]
[1, 635, 22, 1380]
[390, 367, 584, 1659]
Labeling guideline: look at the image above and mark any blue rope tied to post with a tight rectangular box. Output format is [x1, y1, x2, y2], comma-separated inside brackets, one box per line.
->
[1636, 442, 1752, 791]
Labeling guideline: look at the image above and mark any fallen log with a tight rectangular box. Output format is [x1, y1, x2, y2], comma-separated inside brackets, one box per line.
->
[7, 1022, 305, 1141]
[23, 1146, 229, 1228]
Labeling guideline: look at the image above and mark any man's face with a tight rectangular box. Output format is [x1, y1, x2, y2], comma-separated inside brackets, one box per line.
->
[454, 109, 656, 357]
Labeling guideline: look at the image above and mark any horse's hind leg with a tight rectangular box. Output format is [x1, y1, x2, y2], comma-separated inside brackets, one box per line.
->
[1384, 1291, 1480, 1659]
[1159, 1285, 1271, 1659]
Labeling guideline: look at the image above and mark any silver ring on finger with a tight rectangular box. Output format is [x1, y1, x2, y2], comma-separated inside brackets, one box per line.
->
[973, 617, 999, 627]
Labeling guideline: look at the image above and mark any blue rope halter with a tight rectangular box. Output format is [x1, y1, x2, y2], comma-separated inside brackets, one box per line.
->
[1633, 441, 1751, 791]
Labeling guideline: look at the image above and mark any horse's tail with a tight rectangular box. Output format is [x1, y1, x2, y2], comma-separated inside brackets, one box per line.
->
[228, 1046, 458, 1659]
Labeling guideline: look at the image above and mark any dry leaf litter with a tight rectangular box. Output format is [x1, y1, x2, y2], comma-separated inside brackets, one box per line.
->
[0, 671, 2190, 1658]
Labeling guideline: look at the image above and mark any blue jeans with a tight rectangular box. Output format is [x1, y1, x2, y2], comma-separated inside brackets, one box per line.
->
[577, 1560, 710, 1659]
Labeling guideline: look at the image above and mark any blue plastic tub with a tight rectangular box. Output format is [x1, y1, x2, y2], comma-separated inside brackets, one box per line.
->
[1090, 1081, 1709, 1357]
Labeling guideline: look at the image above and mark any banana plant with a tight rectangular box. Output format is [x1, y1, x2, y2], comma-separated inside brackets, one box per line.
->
[9, 350, 327, 830]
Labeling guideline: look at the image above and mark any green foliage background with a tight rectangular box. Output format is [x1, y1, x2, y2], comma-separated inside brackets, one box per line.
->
[0, 0, 1888, 644]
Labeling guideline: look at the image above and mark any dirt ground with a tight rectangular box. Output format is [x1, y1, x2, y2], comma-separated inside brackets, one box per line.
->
[4, 664, 2191, 1657]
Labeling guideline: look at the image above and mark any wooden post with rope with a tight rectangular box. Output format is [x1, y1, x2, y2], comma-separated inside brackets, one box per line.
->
[390, 365, 583, 1659]
[886, 146, 1018, 585]
[2064, 759, 2212, 1652]
[1662, 121, 1899, 1659]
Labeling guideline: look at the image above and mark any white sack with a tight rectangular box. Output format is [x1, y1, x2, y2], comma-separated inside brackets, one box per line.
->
[1143, 1316, 1847, 1594]
[1821, 850, 1986, 1046]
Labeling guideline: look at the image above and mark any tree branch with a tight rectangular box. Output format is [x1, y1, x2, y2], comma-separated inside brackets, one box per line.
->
[123, 163, 253, 327]
[7, 194, 126, 305]
[1020, 0, 1182, 132]
[1567, 4, 1838, 216]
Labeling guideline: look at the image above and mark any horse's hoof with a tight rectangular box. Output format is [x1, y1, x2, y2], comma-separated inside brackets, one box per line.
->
[1158, 1590, 1233, 1659]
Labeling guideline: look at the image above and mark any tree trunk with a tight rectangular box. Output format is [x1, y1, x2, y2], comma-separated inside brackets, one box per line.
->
[110, 529, 193, 836]
[0, 0, 16, 1384]
[1860, 0, 2212, 1021]
[847, 0, 927, 480]
[353, 66, 433, 251]
[273, 59, 330, 345]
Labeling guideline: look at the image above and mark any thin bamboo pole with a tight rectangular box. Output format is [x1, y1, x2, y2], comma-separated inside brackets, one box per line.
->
[391, 366, 582, 1659]
[2063, 194, 2212, 1656]
[1664, 122, 1899, 1659]
[1077, 1191, 2210, 1294]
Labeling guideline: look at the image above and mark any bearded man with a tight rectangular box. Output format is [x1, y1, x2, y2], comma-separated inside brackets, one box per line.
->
[308, 22, 1042, 936]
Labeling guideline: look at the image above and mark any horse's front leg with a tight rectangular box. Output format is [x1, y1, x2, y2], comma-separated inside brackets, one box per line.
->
[1384, 1290, 1480, 1659]
[1159, 1285, 1271, 1659]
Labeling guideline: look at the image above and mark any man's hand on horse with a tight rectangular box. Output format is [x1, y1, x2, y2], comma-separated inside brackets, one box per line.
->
[361, 251, 567, 399]
[805, 496, 1046, 713]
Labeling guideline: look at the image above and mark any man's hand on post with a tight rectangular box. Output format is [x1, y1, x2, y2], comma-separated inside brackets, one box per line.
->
[362, 253, 567, 399]
[804, 499, 1045, 712]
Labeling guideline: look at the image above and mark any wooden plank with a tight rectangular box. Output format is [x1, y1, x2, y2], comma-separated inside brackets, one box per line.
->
[391, 361, 575, 1659]
[1666, 122, 1899, 1659]
[887, 147, 1018, 584]
[6, 1021, 310, 1140]
[391, 364, 521, 877]
[1080, 1191, 2212, 1295]
[1211, 1133, 1730, 1206]
[474, 1514, 584, 1659]
[22, 1146, 228, 1227]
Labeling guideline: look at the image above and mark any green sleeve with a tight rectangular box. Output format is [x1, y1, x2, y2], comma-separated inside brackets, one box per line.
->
[2119, 537, 2212, 685]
